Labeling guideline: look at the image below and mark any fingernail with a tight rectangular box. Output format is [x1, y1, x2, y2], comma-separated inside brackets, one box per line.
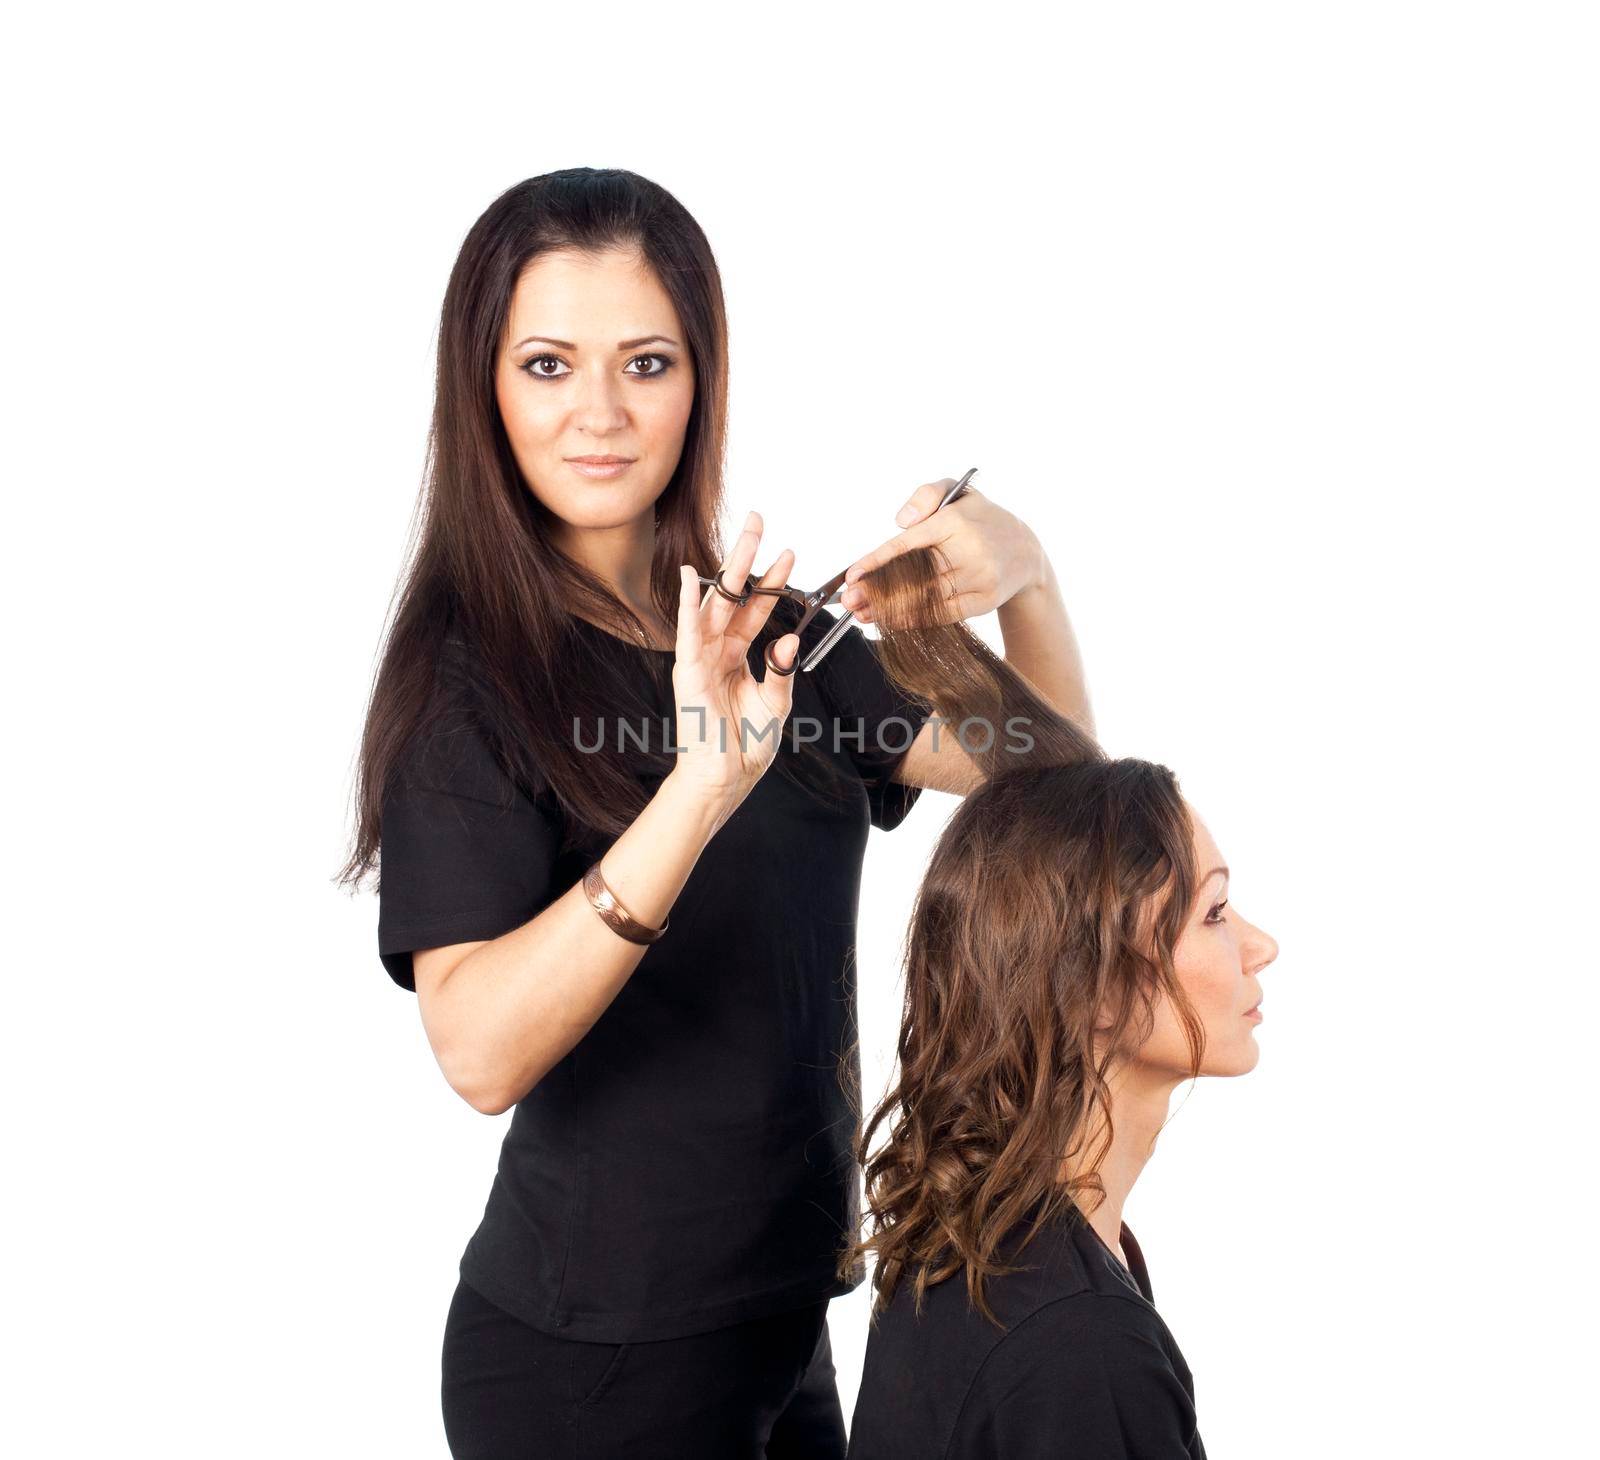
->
[895, 507, 914, 527]
[744, 510, 757, 532]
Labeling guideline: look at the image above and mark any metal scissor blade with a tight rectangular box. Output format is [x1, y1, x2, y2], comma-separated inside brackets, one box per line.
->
[802, 608, 856, 671]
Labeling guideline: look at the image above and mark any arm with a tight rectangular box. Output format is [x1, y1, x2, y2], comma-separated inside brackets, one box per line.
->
[888, 550, 1092, 798]
[890, 716, 985, 797]
[994, 551, 1095, 738]
[414, 767, 724, 1115]
[840, 480, 1095, 796]
[394, 524, 801, 1114]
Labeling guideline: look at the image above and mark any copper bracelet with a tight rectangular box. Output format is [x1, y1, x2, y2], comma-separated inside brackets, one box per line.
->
[582, 861, 668, 945]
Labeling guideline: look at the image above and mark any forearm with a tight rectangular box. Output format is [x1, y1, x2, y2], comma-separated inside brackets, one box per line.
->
[997, 553, 1095, 737]
[430, 767, 726, 1113]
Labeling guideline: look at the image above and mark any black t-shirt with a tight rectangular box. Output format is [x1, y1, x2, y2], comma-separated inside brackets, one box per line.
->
[376, 608, 934, 1342]
[848, 1210, 1205, 1458]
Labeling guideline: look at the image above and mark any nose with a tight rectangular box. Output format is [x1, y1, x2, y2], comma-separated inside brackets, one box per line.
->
[1243, 916, 1279, 977]
[573, 364, 628, 436]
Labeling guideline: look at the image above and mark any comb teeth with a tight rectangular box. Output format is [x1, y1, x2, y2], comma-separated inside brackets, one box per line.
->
[803, 610, 856, 671]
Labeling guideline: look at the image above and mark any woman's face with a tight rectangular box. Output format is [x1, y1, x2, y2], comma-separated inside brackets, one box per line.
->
[1133, 809, 1280, 1080]
[495, 245, 697, 532]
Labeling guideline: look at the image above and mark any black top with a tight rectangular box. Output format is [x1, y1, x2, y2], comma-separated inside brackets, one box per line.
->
[376, 607, 934, 1342]
[848, 1209, 1205, 1459]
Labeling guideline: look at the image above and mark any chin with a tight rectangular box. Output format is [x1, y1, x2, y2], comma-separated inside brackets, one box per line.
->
[1230, 1040, 1262, 1076]
[1200, 1040, 1261, 1079]
[534, 488, 657, 528]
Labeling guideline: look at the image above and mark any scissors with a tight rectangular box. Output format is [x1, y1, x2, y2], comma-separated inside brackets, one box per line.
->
[698, 467, 978, 676]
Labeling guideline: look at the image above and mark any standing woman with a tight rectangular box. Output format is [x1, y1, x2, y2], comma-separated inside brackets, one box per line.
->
[337, 167, 1090, 1457]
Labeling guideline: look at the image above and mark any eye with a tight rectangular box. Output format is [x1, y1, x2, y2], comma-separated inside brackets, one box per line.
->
[519, 353, 677, 381]
[522, 354, 570, 379]
[1204, 899, 1229, 926]
[624, 353, 676, 378]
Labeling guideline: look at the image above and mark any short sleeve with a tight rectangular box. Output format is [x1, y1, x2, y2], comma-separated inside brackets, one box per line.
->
[376, 665, 563, 993]
[805, 606, 936, 832]
[954, 1296, 1204, 1458]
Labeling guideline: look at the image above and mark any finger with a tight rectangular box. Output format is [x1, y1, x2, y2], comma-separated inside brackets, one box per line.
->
[704, 509, 764, 640]
[841, 514, 945, 587]
[909, 583, 980, 627]
[944, 588, 988, 623]
[894, 478, 959, 529]
[699, 508, 759, 610]
[853, 589, 970, 627]
[757, 632, 800, 717]
[845, 557, 969, 624]
[723, 547, 795, 652]
[676, 564, 704, 666]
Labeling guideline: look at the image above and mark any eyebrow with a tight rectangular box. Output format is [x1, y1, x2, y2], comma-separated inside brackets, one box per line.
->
[512, 334, 680, 352]
[1201, 866, 1230, 886]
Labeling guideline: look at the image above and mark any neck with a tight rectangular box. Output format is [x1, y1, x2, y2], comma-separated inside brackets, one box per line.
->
[1064, 1061, 1183, 1257]
[551, 508, 662, 634]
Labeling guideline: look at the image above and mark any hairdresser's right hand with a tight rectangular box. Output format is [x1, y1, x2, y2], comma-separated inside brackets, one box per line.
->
[670, 511, 801, 824]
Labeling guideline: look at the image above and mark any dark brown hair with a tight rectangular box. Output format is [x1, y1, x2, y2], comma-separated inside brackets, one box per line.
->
[839, 545, 1206, 1325]
[337, 167, 843, 893]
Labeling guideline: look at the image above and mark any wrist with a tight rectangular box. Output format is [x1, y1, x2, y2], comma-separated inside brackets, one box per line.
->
[1025, 533, 1051, 595]
[1002, 544, 1055, 616]
[661, 764, 736, 839]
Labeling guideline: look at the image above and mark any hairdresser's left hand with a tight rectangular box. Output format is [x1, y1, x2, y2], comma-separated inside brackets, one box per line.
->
[837, 478, 1046, 625]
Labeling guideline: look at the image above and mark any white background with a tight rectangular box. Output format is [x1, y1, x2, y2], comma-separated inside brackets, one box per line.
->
[7, 3, 1595, 1455]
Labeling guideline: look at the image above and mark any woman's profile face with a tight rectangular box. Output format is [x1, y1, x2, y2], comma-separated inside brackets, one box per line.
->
[495, 245, 697, 532]
[1134, 809, 1280, 1080]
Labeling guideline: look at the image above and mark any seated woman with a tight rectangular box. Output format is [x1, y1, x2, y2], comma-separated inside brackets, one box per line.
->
[842, 550, 1280, 1459]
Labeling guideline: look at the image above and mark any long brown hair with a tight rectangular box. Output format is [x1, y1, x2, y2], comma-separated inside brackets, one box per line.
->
[839, 545, 1206, 1325]
[337, 167, 844, 893]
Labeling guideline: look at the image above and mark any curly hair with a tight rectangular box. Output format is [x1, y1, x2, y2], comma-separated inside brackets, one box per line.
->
[840, 545, 1206, 1326]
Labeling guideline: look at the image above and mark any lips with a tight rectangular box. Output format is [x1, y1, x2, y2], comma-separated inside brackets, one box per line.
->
[565, 455, 636, 479]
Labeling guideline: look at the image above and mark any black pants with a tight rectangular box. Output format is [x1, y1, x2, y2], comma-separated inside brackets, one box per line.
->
[441, 1277, 847, 1458]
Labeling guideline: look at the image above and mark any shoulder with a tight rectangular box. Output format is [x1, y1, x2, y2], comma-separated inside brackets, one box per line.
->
[870, 1213, 1098, 1344]
[989, 1288, 1181, 1370]
[859, 1219, 1097, 1407]
[855, 1215, 1199, 1460]
[955, 1291, 1196, 1444]
[389, 633, 541, 807]
[436, 631, 484, 705]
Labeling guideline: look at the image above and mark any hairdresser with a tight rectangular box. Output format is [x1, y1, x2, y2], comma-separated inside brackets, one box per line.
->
[338, 166, 1092, 1458]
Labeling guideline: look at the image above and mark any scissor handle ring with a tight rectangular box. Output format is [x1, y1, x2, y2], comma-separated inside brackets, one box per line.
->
[712, 575, 752, 605]
[764, 640, 799, 677]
